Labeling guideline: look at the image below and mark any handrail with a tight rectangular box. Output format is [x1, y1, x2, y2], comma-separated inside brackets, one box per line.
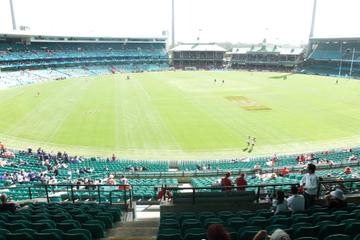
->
[161, 178, 360, 204]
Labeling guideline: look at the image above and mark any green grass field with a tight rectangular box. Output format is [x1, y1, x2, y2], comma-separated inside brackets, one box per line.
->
[1, 71, 360, 160]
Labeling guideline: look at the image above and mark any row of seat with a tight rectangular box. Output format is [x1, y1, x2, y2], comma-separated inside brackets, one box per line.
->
[158, 205, 360, 240]
[0, 202, 122, 239]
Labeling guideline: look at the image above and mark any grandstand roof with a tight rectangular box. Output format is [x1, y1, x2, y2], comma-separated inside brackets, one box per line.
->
[310, 37, 360, 42]
[229, 45, 303, 55]
[0, 32, 166, 43]
[171, 43, 226, 52]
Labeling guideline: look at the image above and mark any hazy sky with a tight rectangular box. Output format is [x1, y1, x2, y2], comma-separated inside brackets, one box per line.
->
[0, 0, 359, 45]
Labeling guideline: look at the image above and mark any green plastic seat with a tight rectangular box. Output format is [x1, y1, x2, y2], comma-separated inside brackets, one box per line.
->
[61, 220, 81, 228]
[14, 229, 36, 238]
[293, 226, 319, 239]
[318, 223, 345, 239]
[181, 219, 202, 233]
[344, 222, 360, 238]
[95, 215, 112, 228]
[266, 224, 288, 234]
[41, 229, 64, 239]
[35, 232, 62, 240]
[157, 233, 182, 240]
[5, 223, 27, 232]
[202, 218, 224, 228]
[183, 232, 207, 240]
[6, 232, 33, 240]
[238, 226, 261, 240]
[68, 229, 92, 240]
[63, 233, 89, 240]
[73, 214, 92, 224]
[82, 223, 105, 238]
[226, 218, 247, 230]
[324, 234, 351, 240]
[294, 238, 319, 240]
[354, 233, 360, 240]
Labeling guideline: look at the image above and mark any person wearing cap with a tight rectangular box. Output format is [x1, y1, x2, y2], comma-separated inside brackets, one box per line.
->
[236, 173, 247, 192]
[221, 172, 233, 192]
[253, 229, 290, 240]
[300, 163, 319, 208]
[106, 174, 116, 185]
[326, 188, 347, 210]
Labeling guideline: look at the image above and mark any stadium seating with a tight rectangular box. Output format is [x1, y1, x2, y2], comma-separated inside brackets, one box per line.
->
[158, 204, 360, 240]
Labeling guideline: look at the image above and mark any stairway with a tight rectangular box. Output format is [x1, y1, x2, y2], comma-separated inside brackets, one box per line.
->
[104, 204, 160, 240]
[105, 218, 159, 240]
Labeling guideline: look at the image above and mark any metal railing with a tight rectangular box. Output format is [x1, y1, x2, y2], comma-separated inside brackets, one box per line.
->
[161, 178, 360, 204]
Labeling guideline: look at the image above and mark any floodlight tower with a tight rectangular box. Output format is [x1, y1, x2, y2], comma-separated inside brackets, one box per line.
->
[309, 0, 317, 39]
[9, 0, 17, 30]
[171, 0, 175, 48]
[306, 0, 318, 57]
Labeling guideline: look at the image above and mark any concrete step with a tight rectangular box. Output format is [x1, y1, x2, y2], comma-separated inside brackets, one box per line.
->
[104, 218, 159, 240]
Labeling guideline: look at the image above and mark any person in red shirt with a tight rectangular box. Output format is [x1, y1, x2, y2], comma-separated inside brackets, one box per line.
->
[221, 172, 233, 192]
[157, 188, 171, 201]
[344, 166, 352, 175]
[281, 167, 290, 176]
[235, 173, 247, 192]
[112, 154, 116, 161]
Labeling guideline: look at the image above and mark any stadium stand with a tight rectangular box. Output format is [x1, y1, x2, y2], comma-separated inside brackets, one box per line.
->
[299, 37, 360, 77]
[0, 33, 169, 88]
[170, 43, 226, 69]
[228, 40, 304, 71]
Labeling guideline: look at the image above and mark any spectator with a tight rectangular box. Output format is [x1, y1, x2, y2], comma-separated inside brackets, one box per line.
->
[106, 174, 116, 185]
[235, 173, 247, 191]
[253, 229, 290, 240]
[207, 224, 230, 240]
[118, 175, 129, 190]
[281, 167, 290, 176]
[349, 155, 357, 162]
[0, 194, 17, 213]
[157, 188, 171, 201]
[300, 163, 319, 209]
[272, 190, 289, 214]
[287, 185, 305, 212]
[343, 166, 352, 175]
[0, 142, 5, 154]
[326, 188, 347, 210]
[220, 172, 233, 192]
[112, 154, 116, 161]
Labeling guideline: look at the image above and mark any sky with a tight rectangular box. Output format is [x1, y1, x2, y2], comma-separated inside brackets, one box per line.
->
[0, 0, 359, 46]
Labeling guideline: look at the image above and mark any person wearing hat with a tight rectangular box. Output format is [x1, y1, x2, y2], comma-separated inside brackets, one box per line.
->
[221, 172, 233, 192]
[106, 174, 116, 185]
[326, 188, 347, 210]
[253, 229, 290, 240]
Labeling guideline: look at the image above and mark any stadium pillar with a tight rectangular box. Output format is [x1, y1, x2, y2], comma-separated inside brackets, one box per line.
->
[349, 48, 355, 78]
[171, 0, 175, 47]
[9, 0, 16, 30]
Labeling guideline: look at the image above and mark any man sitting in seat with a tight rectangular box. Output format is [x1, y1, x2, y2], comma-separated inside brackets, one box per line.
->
[287, 185, 305, 212]
[343, 166, 352, 175]
[0, 194, 18, 213]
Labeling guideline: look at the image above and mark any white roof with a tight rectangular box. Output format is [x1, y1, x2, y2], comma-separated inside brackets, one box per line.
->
[229, 46, 303, 55]
[171, 43, 226, 52]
